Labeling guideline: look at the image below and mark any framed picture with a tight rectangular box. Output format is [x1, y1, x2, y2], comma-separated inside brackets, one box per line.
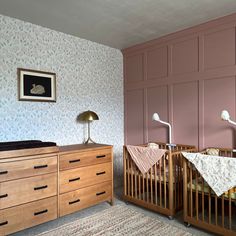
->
[18, 68, 56, 102]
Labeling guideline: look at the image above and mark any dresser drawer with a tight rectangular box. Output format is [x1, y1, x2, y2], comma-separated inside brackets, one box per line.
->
[59, 181, 111, 216]
[0, 196, 57, 235]
[60, 162, 112, 194]
[59, 148, 111, 170]
[0, 173, 57, 209]
[0, 155, 57, 182]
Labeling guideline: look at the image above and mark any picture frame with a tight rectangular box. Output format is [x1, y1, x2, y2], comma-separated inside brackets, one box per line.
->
[18, 68, 56, 102]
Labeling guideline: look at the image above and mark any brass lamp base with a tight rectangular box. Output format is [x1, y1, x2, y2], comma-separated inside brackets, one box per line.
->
[84, 137, 96, 144]
[84, 121, 96, 144]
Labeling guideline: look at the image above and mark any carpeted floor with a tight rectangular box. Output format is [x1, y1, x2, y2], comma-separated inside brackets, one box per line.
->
[37, 205, 192, 236]
[12, 187, 213, 236]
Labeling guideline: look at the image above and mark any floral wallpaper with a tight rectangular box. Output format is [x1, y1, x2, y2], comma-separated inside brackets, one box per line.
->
[0, 14, 124, 185]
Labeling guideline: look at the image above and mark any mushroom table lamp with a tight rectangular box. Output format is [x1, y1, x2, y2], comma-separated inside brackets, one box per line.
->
[152, 112, 173, 147]
[78, 110, 99, 144]
[221, 110, 236, 126]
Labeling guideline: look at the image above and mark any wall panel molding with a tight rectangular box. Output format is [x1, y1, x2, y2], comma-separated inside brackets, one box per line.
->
[125, 65, 236, 91]
[124, 13, 236, 149]
[172, 81, 199, 146]
[146, 85, 168, 143]
[125, 53, 144, 84]
[125, 89, 144, 145]
[198, 80, 204, 150]
[203, 27, 236, 70]
[147, 46, 168, 80]
[171, 37, 199, 76]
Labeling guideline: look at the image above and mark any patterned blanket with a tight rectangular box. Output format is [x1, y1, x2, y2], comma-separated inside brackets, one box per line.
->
[182, 152, 236, 196]
[127, 145, 166, 174]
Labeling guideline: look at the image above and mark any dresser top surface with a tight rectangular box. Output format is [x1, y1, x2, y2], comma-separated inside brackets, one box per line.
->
[0, 146, 59, 160]
[59, 143, 112, 153]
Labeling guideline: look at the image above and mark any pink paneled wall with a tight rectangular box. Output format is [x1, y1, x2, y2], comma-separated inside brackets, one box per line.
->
[123, 13, 236, 149]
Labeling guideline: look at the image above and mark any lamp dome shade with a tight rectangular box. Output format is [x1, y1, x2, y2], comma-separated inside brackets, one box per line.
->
[152, 113, 160, 121]
[221, 110, 230, 121]
[78, 110, 99, 121]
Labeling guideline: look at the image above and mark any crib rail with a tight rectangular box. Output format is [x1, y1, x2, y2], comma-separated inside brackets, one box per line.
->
[123, 143, 196, 217]
[183, 148, 236, 236]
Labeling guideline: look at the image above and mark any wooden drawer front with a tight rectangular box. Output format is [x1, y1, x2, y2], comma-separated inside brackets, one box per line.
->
[0, 196, 57, 235]
[60, 162, 112, 194]
[60, 148, 111, 170]
[0, 155, 57, 182]
[59, 181, 111, 216]
[0, 173, 57, 210]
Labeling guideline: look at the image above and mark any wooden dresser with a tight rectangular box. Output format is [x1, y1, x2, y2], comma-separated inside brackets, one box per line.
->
[59, 144, 113, 217]
[0, 143, 113, 235]
[0, 146, 58, 235]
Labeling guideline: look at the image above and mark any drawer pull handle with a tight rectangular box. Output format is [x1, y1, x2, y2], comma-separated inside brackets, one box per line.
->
[34, 185, 48, 191]
[34, 165, 48, 169]
[96, 155, 106, 159]
[96, 171, 106, 176]
[0, 194, 8, 199]
[69, 159, 81, 163]
[69, 177, 80, 182]
[96, 191, 106, 196]
[69, 199, 80, 205]
[0, 170, 8, 175]
[34, 209, 48, 216]
[0, 221, 8, 227]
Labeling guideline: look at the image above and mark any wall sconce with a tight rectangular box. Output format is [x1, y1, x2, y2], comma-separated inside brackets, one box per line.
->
[78, 110, 99, 144]
[221, 110, 236, 126]
[152, 112, 173, 148]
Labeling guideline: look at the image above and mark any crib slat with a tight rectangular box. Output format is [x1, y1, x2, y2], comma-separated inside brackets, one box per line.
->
[180, 154, 183, 208]
[174, 153, 177, 209]
[134, 166, 137, 198]
[146, 171, 149, 202]
[150, 166, 153, 204]
[131, 161, 134, 197]
[190, 166, 193, 218]
[164, 154, 166, 208]
[178, 153, 181, 208]
[127, 155, 130, 196]
[170, 151, 173, 209]
[222, 196, 224, 228]
[159, 158, 162, 207]
[178, 153, 182, 209]
[183, 159, 188, 219]
[142, 173, 145, 201]
[196, 170, 199, 221]
[229, 189, 232, 230]
[208, 187, 211, 224]
[154, 163, 157, 205]
[138, 171, 141, 200]
[201, 176, 204, 222]
[215, 196, 218, 226]
[124, 147, 127, 196]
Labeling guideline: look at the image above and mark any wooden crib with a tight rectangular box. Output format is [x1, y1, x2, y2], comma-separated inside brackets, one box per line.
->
[123, 142, 196, 218]
[183, 148, 236, 236]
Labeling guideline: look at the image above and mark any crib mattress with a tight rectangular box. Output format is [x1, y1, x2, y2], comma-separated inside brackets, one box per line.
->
[187, 179, 236, 200]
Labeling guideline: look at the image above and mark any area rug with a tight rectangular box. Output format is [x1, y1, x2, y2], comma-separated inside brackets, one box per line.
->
[38, 204, 192, 236]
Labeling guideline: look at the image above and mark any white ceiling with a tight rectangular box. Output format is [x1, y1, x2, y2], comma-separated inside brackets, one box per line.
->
[1, 0, 236, 49]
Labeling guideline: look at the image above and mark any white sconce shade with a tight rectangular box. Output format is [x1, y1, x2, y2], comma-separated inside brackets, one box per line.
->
[221, 110, 236, 126]
[221, 110, 230, 121]
[152, 113, 160, 121]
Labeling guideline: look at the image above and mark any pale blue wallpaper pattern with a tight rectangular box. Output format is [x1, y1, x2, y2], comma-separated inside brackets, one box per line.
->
[0, 14, 124, 184]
